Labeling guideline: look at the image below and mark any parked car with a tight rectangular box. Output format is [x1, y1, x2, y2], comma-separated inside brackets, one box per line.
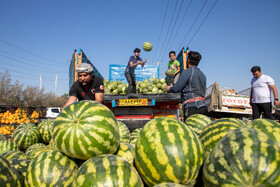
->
[46, 107, 61, 118]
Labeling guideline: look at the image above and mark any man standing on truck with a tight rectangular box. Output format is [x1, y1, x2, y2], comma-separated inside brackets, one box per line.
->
[62, 63, 104, 110]
[125, 48, 146, 94]
[250, 66, 279, 119]
[165, 51, 207, 121]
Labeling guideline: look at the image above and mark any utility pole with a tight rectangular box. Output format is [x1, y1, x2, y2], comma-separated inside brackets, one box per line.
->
[35, 74, 42, 90]
[55, 74, 62, 96]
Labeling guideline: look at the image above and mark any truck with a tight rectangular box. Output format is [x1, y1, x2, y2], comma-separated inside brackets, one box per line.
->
[205, 81, 252, 119]
[69, 48, 188, 131]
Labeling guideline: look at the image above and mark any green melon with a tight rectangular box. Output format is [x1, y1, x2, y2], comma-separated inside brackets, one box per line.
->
[143, 42, 153, 51]
[117, 121, 130, 143]
[53, 100, 120, 160]
[26, 145, 59, 159]
[0, 134, 6, 141]
[25, 150, 78, 186]
[185, 114, 212, 135]
[12, 123, 40, 150]
[247, 118, 280, 146]
[115, 143, 135, 165]
[9, 158, 31, 178]
[135, 117, 204, 186]
[154, 183, 193, 187]
[72, 154, 143, 186]
[1, 150, 27, 160]
[0, 139, 18, 154]
[203, 127, 280, 186]
[25, 143, 46, 159]
[38, 119, 54, 144]
[129, 128, 142, 148]
[199, 118, 245, 159]
[0, 155, 22, 186]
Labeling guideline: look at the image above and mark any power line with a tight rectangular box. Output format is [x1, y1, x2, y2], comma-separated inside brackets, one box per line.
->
[160, 0, 185, 61]
[151, 0, 170, 63]
[0, 39, 62, 64]
[0, 67, 53, 80]
[187, 0, 219, 46]
[176, 0, 208, 52]
[156, 0, 179, 62]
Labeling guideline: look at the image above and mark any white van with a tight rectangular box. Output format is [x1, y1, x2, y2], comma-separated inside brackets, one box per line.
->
[46, 107, 61, 118]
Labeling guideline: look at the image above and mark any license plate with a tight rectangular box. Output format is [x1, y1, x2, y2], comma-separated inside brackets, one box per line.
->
[119, 99, 148, 106]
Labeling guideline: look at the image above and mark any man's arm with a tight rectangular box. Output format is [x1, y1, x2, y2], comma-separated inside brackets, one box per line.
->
[250, 88, 253, 106]
[165, 69, 190, 93]
[269, 84, 279, 106]
[62, 96, 77, 110]
[95, 93, 104, 103]
[129, 61, 142, 68]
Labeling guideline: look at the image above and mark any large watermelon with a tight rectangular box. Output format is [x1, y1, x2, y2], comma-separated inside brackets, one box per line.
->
[72, 154, 143, 186]
[1, 150, 27, 160]
[115, 143, 135, 165]
[129, 128, 142, 147]
[26, 145, 59, 159]
[185, 114, 212, 135]
[0, 134, 6, 141]
[0, 155, 22, 186]
[25, 143, 46, 159]
[12, 123, 40, 150]
[0, 139, 18, 154]
[199, 118, 245, 158]
[38, 119, 54, 144]
[203, 127, 280, 186]
[52, 100, 120, 160]
[117, 121, 130, 143]
[135, 117, 204, 186]
[247, 118, 280, 146]
[9, 158, 31, 178]
[25, 150, 78, 186]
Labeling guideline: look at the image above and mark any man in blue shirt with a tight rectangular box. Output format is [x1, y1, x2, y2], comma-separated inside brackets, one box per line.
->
[165, 51, 207, 121]
[125, 48, 146, 94]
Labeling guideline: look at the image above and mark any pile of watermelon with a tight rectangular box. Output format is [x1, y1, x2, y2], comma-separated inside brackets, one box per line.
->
[1, 100, 280, 186]
[104, 76, 168, 95]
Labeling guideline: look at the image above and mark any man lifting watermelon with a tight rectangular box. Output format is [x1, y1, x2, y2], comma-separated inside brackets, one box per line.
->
[62, 63, 104, 110]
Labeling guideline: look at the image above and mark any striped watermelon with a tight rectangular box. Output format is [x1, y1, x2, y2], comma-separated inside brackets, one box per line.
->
[0, 134, 6, 141]
[38, 119, 54, 144]
[0, 155, 22, 186]
[0, 139, 18, 154]
[247, 118, 280, 146]
[117, 121, 130, 143]
[135, 117, 204, 186]
[185, 114, 212, 135]
[129, 128, 142, 147]
[9, 158, 31, 178]
[12, 123, 40, 150]
[53, 100, 120, 160]
[199, 118, 245, 158]
[25, 143, 46, 159]
[26, 145, 59, 159]
[115, 143, 135, 165]
[25, 150, 78, 186]
[72, 154, 144, 186]
[203, 127, 280, 186]
[154, 183, 193, 187]
[1, 150, 27, 160]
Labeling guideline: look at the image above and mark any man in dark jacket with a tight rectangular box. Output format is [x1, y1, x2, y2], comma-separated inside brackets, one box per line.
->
[165, 51, 207, 121]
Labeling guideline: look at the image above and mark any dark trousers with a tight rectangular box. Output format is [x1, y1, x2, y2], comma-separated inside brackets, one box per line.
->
[125, 72, 136, 94]
[184, 106, 207, 122]
[251, 102, 273, 119]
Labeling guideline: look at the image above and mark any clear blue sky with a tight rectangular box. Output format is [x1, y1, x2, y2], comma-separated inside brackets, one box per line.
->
[0, 0, 279, 97]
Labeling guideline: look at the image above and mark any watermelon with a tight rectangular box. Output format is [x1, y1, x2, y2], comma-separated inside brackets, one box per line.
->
[115, 143, 135, 165]
[199, 118, 245, 159]
[129, 128, 142, 147]
[52, 100, 120, 160]
[135, 117, 204, 186]
[72, 154, 144, 186]
[143, 42, 153, 51]
[203, 127, 280, 186]
[25, 150, 78, 186]
[38, 119, 54, 144]
[0, 139, 18, 154]
[1, 150, 27, 160]
[185, 114, 212, 135]
[12, 123, 40, 150]
[9, 158, 31, 178]
[0, 134, 6, 141]
[25, 143, 46, 159]
[117, 121, 130, 143]
[154, 183, 193, 187]
[165, 68, 177, 76]
[26, 145, 59, 159]
[0, 155, 22, 186]
[247, 118, 280, 146]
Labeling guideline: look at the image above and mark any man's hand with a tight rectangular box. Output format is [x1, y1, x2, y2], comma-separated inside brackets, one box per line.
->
[141, 59, 147, 67]
[165, 85, 171, 92]
[275, 100, 280, 107]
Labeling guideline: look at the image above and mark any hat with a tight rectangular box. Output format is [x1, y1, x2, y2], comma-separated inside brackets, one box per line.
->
[76, 63, 93, 73]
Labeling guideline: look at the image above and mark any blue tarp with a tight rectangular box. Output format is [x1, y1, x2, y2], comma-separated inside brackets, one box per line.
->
[109, 64, 160, 83]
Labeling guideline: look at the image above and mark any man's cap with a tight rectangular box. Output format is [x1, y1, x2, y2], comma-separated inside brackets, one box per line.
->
[76, 63, 93, 73]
